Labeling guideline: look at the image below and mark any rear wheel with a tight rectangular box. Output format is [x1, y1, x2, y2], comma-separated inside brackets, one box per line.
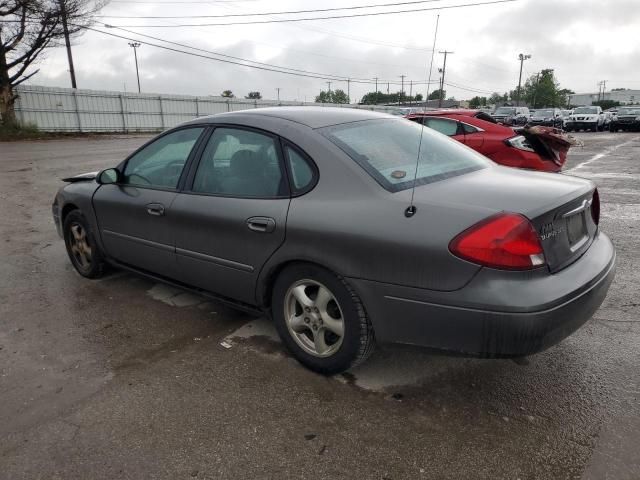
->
[272, 263, 375, 374]
[63, 210, 106, 278]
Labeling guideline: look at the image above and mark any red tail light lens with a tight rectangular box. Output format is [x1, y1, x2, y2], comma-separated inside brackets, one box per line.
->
[449, 213, 546, 270]
[591, 189, 600, 225]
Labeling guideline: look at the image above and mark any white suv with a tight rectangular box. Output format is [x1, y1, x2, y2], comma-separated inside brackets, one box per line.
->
[566, 106, 604, 132]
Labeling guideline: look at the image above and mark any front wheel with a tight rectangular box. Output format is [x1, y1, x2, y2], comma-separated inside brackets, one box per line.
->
[271, 264, 375, 374]
[63, 210, 106, 278]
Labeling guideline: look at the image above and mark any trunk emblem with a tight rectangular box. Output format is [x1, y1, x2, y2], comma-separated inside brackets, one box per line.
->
[540, 222, 564, 241]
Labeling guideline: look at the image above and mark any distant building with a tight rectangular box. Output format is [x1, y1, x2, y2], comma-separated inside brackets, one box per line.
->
[569, 89, 640, 106]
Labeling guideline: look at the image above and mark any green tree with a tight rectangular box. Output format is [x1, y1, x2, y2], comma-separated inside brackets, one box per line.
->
[520, 69, 571, 108]
[488, 92, 503, 105]
[359, 91, 424, 105]
[245, 91, 262, 99]
[593, 99, 620, 110]
[428, 88, 445, 100]
[221, 90, 234, 98]
[469, 96, 488, 108]
[315, 89, 349, 104]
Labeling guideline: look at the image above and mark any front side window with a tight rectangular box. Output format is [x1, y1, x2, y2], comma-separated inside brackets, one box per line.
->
[322, 119, 490, 192]
[123, 127, 204, 189]
[192, 128, 286, 197]
[423, 117, 460, 136]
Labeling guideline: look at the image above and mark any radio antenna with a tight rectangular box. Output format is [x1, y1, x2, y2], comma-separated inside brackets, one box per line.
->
[406, 13, 439, 218]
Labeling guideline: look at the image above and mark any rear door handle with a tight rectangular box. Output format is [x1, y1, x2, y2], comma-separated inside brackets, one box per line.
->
[146, 203, 165, 216]
[246, 216, 276, 233]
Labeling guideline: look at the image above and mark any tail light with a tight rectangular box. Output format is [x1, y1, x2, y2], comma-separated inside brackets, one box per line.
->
[591, 189, 600, 225]
[505, 135, 535, 152]
[449, 213, 545, 270]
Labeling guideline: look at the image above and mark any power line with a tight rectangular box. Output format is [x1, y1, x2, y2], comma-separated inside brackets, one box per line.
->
[99, 0, 447, 18]
[103, 0, 519, 27]
[104, 24, 401, 84]
[78, 25, 413, 85]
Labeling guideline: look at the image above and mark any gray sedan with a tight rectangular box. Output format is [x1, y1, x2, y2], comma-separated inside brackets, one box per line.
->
[52, 107, 616, 374]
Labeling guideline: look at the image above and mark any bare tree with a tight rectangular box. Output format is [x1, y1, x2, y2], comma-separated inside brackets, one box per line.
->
[0, 0, 105, 127]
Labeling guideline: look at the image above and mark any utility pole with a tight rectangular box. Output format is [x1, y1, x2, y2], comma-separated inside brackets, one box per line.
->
[326, 81, 332, 102]
[438, 51, 453, 108]
[374, 77, 378, 105]
[346, 79, 350, 104]
[276, 87, 280, 101]
[516, 53, 531, 107]
[597, 80, 607, 102]
[387, 82, 390, 95]
[128, 42, 141, 93]
[59, 0, 77, 88]
[399, 74, 406, 106]
[409, 80, 413, 106]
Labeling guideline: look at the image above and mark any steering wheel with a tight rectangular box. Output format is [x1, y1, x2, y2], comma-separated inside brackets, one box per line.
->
[127, 173, 152, 185]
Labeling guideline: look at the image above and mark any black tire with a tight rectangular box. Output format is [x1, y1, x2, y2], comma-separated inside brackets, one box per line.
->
[271, 263, 375, 374]
[63, 209, 106, 278]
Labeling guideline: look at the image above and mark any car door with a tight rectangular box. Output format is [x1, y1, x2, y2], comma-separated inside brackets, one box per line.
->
[170, 126, 291, 305]
[422, 117, 465, 143]
[92, 126, 206, 278]
[460, 121, 485, 150]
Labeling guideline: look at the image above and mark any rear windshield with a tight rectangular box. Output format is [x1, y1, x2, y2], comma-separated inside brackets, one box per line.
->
[494, 107, 516, 115]
[619, 107, 640, 115]
[321, 119, 490, 192]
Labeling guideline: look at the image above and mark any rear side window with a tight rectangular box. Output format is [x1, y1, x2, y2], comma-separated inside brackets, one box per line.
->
[322, 119, 490, 192]
[424, 117, 459, 136]
[284, 145, 315, 193]
[461, 123, 480, 134]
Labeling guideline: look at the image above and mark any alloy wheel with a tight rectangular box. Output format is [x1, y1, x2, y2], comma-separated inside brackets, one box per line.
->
[69, 222, 92, 269]
[284, 279, 344, 357]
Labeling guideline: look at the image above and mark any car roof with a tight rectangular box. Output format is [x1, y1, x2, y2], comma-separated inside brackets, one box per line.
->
[407, 109, 479, 117]
[187, 106, 393, 129]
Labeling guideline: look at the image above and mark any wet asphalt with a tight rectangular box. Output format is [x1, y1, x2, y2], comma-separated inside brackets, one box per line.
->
[0, 132, 638, 479]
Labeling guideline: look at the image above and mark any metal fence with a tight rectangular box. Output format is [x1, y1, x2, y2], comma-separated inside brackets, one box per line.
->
[13, 85, 399, 133]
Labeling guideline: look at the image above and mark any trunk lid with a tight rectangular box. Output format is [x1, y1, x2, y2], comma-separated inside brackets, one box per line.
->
[412, 166, 598, 272]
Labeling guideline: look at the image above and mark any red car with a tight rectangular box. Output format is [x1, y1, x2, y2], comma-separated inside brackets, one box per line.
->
[406, 110, 572, 172]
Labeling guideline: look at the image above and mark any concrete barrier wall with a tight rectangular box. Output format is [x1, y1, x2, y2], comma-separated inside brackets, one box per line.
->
[13, 85, 399, 132]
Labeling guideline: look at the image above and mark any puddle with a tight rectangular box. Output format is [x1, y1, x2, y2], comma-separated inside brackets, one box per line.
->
[222, 317, 475, 392]
[147, 283, 207, 307]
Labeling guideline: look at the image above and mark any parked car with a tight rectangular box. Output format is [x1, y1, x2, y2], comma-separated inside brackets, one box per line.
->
[566, 106, 604, 132]
[527, 108, 564, 129]
[52, 108, 615, 374]
[491, 106, 530, 126]
[561, 109, 573, 129]
[406, 110, 571, 172]
[610, 106, 640, 131]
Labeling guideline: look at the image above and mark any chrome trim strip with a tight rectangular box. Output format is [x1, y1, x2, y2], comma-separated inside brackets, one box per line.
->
[102, 229, 174, 253]
[562, 198, 593, 218]
[176, 247, 254, 273]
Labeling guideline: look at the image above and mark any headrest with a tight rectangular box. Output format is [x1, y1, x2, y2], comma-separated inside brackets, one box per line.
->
[230, 149, 260, 177]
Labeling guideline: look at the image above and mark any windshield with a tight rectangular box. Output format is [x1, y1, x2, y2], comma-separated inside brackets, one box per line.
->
[574, 107, 598, 114]
[534, 109, 555, 117]
[494, 107, 516, 115]
[321, 119, 490, 192]
[618, 107, 640, 115]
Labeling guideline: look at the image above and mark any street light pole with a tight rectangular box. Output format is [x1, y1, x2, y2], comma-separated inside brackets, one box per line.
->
[438, 51, 453, 108]
[128, 42, 141, 93]
[516, 53, 531, 107]
[276, 87, 280, 101]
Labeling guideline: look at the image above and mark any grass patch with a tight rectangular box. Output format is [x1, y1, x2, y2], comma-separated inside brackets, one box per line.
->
[0, 122, 48, 141]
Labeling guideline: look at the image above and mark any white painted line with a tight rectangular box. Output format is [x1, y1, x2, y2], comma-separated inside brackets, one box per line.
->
[565, 136, 640, 173]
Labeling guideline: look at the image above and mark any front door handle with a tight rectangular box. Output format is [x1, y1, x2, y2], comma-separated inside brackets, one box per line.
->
[246, 216, 276, 233]
[146, 203, 165, 216]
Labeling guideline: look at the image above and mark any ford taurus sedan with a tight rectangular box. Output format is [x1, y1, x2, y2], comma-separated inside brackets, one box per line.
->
[52, 107, 616, 374]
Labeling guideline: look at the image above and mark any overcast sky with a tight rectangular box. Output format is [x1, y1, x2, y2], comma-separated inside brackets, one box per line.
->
[27, 0, 640, 102]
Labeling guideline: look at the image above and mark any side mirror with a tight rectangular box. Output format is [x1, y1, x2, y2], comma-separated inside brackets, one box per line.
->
[97, 168, 121, 185]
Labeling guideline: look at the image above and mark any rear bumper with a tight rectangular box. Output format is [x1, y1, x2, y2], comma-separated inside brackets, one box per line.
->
[348, 232, 615, 357]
